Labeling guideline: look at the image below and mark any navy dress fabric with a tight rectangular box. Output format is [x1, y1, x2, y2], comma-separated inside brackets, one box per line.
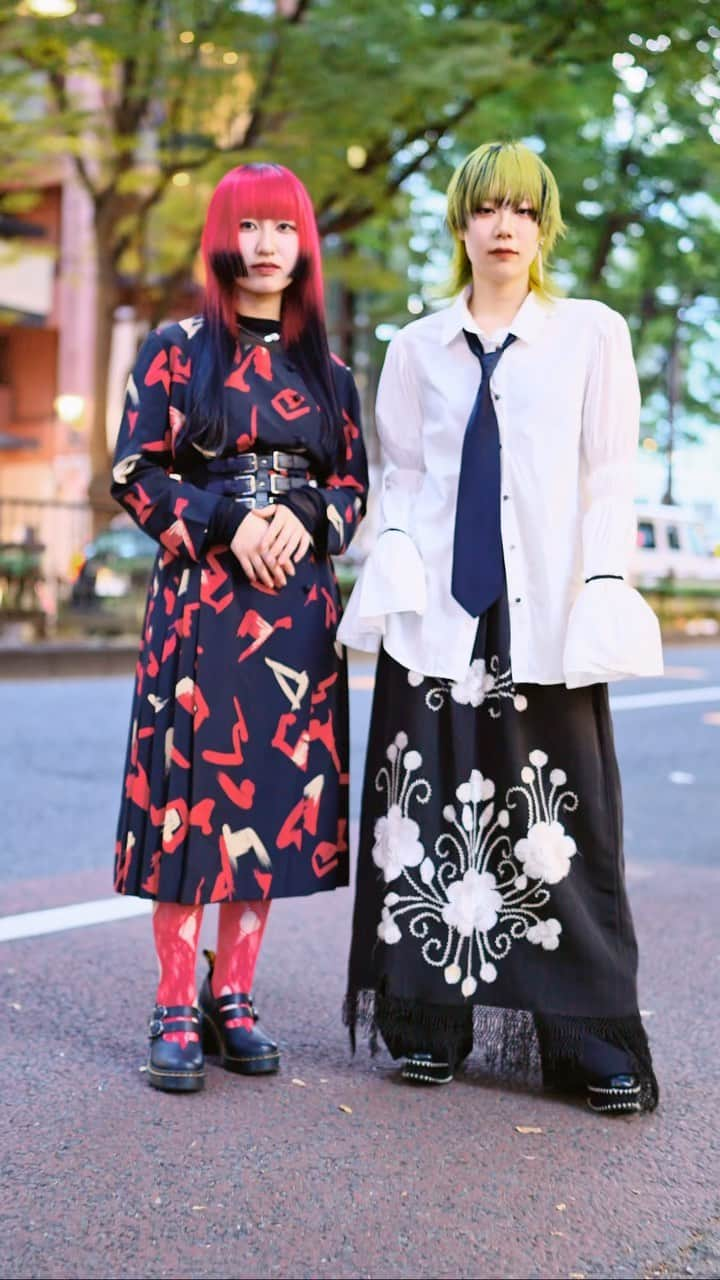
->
[111, 317, 368, 905]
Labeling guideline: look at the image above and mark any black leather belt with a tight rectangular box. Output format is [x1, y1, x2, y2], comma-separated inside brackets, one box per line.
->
[176, 449, 317, 509]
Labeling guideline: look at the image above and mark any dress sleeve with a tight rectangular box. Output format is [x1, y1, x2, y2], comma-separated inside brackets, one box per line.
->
[337, 330, 427, 653]
[110, 329, 248, 561]
[563, 308, 663, 687]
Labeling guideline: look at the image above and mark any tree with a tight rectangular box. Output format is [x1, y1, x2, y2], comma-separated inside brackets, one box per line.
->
[1, 0, 718, 519]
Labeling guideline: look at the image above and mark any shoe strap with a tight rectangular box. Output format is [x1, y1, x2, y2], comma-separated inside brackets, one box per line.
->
[215, 991, 257, 1020]
[149, 1004, 201, 1038]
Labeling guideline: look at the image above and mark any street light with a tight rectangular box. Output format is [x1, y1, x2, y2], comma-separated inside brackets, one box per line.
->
[25, 1, 77, 15]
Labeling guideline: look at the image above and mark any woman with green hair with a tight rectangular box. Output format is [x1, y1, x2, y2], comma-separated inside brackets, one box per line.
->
[340, 141, 663, 1114]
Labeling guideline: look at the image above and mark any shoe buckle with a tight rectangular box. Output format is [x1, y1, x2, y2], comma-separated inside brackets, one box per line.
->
[148, 1005, 167, 1039]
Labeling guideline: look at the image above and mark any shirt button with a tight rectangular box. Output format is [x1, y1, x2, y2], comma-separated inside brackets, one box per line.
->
[502, 494, 510, 502]
[514, 597, 522, 604]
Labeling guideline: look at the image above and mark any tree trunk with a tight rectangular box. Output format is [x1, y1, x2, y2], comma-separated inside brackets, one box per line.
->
[88, 227, 121, 535]
[661, 313, 682, 507]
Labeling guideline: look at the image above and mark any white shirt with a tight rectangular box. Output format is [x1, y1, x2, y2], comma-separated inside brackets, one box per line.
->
[338, 288, 663, 688]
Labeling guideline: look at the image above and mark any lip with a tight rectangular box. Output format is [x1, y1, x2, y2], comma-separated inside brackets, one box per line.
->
[251, 263, 282, 274]
[490, 248, 518, 257]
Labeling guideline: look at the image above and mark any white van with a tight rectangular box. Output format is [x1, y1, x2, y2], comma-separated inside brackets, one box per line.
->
[631, 504, 720, 588]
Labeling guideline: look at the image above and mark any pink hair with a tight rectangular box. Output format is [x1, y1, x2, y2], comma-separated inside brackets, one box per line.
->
[200, 163, 325, 344]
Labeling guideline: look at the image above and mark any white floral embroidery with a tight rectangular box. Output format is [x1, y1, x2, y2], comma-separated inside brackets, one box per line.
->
[373, 741, 579, 993]
[407, 656, 528, 717]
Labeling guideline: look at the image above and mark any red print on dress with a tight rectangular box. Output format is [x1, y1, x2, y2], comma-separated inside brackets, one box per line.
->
[236, 404, 258, 452]
[342, 408, 360, 461]
[124, 483, 155, 526]
[201, 551, 234, 614]
[169, 345, 191, 384]
[145, 349, 170, 393]
[225, 346, 273, 393]
[202, 697, 249, 767]
[271, 388, 311, 421]
[237, 609, 292, 662]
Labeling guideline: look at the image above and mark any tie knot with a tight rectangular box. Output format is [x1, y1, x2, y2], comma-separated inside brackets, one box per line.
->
[464, 329, 516, 379]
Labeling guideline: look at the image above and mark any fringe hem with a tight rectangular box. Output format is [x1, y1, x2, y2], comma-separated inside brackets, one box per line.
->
[343, 989, 659, 1113]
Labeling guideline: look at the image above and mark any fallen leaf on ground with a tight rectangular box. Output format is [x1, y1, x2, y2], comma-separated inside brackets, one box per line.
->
[291, 1078, 306, 1087]
[192, 1205, 207, 1211]
[550, 1230, 567, 1237]
[138, 1065, 148, 1073]
[338, 1104, 353, 1114]
[9, 1002, 22, 1011]
[556, 1203, 567, 1211]
[515, 1125, 543, 1134]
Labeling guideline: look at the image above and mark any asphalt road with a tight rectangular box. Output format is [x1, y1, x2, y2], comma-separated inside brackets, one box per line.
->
[1, 645, 719, 1279]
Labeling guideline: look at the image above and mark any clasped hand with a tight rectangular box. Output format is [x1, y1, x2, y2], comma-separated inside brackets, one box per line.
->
[230, 504, 311, 588]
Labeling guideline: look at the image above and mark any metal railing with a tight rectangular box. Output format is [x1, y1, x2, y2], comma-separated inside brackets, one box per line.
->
[0, 496, 93, 625]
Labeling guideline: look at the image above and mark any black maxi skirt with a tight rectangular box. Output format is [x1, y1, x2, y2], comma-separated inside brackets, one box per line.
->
[345, 593, 658, 1109]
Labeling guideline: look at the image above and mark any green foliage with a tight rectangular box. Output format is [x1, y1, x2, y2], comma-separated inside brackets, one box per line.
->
[1, 0, 718, 485]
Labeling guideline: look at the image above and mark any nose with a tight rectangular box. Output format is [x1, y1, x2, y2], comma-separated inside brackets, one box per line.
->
[256, 223, 276, 255]
[494, 206, 514, 237]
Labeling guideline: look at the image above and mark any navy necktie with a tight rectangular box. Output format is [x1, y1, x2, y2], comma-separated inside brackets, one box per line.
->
[451, 329, 516, 616]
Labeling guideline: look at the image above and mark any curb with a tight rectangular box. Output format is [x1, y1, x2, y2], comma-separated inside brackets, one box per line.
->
[0, 641, 139, 680]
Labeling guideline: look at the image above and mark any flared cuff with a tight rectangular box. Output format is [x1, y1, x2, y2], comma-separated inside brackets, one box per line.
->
[563, 579, 664, 689]
[337, 529, 426, 653]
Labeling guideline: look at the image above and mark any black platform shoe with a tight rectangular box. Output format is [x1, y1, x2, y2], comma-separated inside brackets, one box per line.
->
[198, 962, 279, 1076]
[147, 1004, 205, 1093]
[586, 1073, 642, 1115]
[401, 1053, 454, 1085]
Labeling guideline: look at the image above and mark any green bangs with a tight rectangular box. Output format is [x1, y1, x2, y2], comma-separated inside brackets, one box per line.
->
[445, 141, 566, 300]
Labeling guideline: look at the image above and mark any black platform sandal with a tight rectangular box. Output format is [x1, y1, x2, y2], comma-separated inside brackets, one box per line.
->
[147, 1004, 205, 1093]
[401, 1053, 454, 1085]
[199, 952, 279, 1076]
[586, 1073, 642, 1115]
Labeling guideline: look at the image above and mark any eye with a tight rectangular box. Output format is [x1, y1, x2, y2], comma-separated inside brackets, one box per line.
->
[277, 220, 297, 232]
[517, 205, 538, 220]
[473, 204, 497, 217]
[239, 219, 257, 230]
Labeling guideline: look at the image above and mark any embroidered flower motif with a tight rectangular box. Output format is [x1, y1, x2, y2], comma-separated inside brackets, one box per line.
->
[407, 656, 529, 718]
[450, 659, 489, 707]
[372, 741, 580, 993]
[514, 821, 576, 885]
[372, 805, 424, 883]
[441, 869, 503, 937]
[377, 905, 402, 944]
[527, 917, 562, 950]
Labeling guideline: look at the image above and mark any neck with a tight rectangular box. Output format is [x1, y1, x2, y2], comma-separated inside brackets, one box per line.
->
[467, 276, 530, 332]
[233, 288, 283, 322]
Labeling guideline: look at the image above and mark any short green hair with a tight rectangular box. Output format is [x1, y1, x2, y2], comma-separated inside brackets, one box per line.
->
[446, 141, 565, 301]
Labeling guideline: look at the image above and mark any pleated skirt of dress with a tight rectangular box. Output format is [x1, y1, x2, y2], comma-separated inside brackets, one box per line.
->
[345, 592, 658, 1109]
[114, 544, 350, 905]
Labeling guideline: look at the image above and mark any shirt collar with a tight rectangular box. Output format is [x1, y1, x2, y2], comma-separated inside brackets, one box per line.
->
[439, 286, 554, 347]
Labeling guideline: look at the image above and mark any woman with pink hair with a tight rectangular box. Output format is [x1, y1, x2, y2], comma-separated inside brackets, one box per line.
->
[111, 163, 368, 1092]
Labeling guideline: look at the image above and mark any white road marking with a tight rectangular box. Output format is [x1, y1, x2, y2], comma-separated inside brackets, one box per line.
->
[611, 685, 720, 710]
[0, 895, 151, 942]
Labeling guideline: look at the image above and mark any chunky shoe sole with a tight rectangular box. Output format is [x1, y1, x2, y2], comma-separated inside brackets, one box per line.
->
[147, 1064, 205, 1093]
[401, 1056, 454, 1086]
[202, 1012, 280, 1076]
[586, 1079, 642, 1115]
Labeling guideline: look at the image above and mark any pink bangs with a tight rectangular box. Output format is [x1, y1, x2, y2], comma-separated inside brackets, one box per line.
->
[201, 163, 325, 344]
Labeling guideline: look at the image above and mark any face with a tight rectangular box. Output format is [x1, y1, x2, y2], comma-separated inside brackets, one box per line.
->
[235, 216, 300, 305]
[460, 198, 541, 288]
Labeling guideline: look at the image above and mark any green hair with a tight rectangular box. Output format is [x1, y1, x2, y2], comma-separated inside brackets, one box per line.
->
[446, 141, 566, 301]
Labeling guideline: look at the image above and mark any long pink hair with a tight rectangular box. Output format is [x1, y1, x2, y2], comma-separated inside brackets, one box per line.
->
[200, 162, 326, 344]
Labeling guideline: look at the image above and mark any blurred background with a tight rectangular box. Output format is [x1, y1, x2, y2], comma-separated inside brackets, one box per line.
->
[0, 0, 719, 642]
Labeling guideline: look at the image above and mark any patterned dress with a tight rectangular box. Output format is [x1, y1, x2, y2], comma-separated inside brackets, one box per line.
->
[111, 317, 368, 905]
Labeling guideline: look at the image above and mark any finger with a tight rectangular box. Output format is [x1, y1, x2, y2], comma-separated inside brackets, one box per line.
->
[293, 534, 311, 563]
[260, 514, 290, 555]
[252, 554, 274, 588]
[240, 555, 256, 581]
